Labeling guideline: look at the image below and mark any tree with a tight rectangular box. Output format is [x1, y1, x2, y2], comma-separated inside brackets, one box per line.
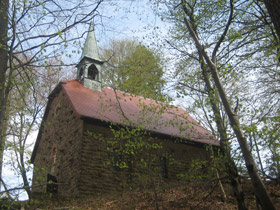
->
[182, 0, 275, 208]
[3, 61, 72, 199]
[263, 0, 280, 42]
[175, 43, 248, 209]
[0, 0, 10, 187]
[0, 0, 104, 188]
[152, 0, 277, 209]
[100, 39, 166, 100]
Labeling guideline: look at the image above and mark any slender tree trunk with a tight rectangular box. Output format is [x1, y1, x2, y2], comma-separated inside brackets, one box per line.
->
[0, 0, 9, 183]
[20, 153, 31, 198]
[200, 57, 248, 210]
[207, 60, 275, 210]
[181, 0, 275, 208]
[263, 0, 280, 42]
[147, 153, 159, 210]
[252, 132, 266, 178]
[149, 166, 159, 210]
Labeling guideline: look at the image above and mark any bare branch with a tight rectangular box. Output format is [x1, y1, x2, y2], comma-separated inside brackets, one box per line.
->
[212, 0, 234, 62]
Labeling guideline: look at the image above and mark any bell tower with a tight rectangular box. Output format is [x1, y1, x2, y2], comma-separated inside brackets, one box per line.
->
[77, 22, 103, 90]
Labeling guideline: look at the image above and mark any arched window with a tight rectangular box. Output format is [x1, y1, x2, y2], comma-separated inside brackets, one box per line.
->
[88, 64, 99, 80]
[49, 144, 57, 180]
[79, 66, 84, 79]
[50, 145, 57, 165]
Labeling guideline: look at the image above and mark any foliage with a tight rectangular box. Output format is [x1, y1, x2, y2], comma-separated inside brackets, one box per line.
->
[100, 39, 166, 100]
[177, 145, 225, 184]
[2, 59, 71, 199]
[0, 0, 104, 200]
[243, 114, 280, 180]
[88, 124, 164, 210]
[150, 0, 279, 209]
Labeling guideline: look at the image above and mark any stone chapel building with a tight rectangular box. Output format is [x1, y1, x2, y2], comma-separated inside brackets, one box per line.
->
[31, 23, 219, 197]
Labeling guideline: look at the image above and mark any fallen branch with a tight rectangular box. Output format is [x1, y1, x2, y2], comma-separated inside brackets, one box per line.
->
[203, 181, 219, 200]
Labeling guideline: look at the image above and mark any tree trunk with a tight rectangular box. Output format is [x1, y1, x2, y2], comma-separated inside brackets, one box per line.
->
[181, 0, 275, 208]
[207, 61, 275, 210]
[200, 57, 248, 210]
[0, 0, 9, 182]
[263, 0, 280, 42]
[20, 153, 31, 199]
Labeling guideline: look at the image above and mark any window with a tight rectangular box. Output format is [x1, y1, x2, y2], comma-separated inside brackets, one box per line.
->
[79, 66, 84, 79]
[113, 151, 121, 171]
[160, 157, 168, 179]
[88, 64, 99, 80]
[50, 144, 57, 175]
[46, 174, 58, 194]
[50, 145, 57, 165]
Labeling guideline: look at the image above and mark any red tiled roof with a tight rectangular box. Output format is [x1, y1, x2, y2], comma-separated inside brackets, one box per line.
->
[62, 80, 219, 146]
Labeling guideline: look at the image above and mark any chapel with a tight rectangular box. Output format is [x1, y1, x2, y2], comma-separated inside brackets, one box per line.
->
[31, 22, 219, 197]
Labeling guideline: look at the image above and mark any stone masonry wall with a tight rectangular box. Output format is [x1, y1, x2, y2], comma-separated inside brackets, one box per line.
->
[32, 90, 83, 197]
[78, 123, 123, 195]
[78, 122, 211, 196]
[32, 89, 213, 198]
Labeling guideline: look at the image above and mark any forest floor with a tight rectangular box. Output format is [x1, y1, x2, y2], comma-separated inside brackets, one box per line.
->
[27, 180, 280, 210]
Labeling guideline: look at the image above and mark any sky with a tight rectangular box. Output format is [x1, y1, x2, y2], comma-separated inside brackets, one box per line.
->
[95, 0, 165, 45]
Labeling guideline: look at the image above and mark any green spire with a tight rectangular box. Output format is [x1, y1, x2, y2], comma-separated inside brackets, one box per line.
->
[76, 21, 103, 91]
[80, 22, 101, 62]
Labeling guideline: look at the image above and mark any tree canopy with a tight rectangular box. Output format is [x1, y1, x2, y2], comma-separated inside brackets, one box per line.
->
[150, 0, 279, 209]
[101, 39, 166, 100]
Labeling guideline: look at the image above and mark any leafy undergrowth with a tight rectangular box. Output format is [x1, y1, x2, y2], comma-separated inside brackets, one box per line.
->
[30, 181, 280, 210]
